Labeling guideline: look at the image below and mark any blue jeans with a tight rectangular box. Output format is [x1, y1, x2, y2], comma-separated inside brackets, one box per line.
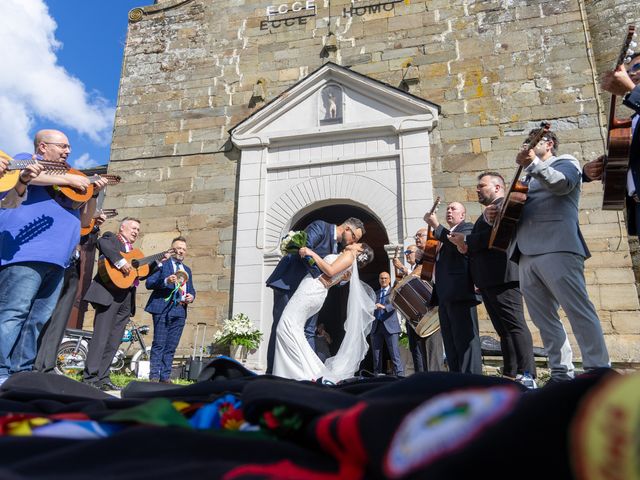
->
[0, 262, 64, 378]
[150, 312, 186, 381]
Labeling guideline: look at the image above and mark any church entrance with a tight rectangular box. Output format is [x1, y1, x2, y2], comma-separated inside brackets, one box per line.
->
[293, 203, 389, 368]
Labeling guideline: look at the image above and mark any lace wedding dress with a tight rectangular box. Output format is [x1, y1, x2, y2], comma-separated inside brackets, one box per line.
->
[273, 254, 375, 382]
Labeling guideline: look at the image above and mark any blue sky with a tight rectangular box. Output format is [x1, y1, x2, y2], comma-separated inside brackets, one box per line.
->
[0, 0, 149, 169]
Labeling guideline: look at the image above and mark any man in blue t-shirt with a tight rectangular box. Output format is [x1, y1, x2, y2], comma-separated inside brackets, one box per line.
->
[0, 129, 108, 386]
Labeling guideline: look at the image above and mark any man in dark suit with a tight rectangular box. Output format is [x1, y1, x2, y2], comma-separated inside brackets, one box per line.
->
[265, 217, 365, 373]
[145, 236, 195, 383]
[34, 213, 108, 373]
[583, 52, 640, 239]
[425, 202, 482, 374]
[449, 173, 536, 380]
[82, 217, 169, 390]
[371, 271, 404, 376]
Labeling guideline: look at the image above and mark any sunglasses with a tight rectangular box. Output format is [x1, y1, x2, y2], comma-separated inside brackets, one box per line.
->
[628, 63, 640, 73]
[404, 250, 413, 255]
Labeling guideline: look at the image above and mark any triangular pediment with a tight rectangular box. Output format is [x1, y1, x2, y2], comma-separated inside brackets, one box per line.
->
[231, 62, 440, 147]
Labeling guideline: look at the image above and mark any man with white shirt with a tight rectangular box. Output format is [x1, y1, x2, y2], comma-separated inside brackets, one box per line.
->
[82, 218, 170, 390]
[425, 202, 481, 374]
[371, 271, 404, 376]
[509, 128, 609, 384]
[144, 237, 195, 383]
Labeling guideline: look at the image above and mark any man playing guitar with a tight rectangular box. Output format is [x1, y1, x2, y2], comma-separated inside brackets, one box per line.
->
[82, 217, 171, 391]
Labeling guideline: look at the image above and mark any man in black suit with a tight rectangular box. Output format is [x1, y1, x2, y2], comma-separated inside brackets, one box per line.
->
[82, 217, 169, 390]
[449, 173, 536, 380]
[425, 202, 482, 374]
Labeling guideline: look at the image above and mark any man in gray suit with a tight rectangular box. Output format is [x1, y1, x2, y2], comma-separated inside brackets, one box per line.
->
[503, 128, 610, 383]
[371, 271, 404, 376]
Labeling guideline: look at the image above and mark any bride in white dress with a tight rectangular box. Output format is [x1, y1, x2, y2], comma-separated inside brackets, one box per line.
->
[273, 243, 375, 382]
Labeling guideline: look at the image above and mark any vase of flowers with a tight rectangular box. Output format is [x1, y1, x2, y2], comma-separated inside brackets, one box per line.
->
[213, 313, 262, 363]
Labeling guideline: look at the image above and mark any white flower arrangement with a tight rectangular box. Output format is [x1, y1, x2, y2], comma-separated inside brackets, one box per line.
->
[213, 313, 263, 350]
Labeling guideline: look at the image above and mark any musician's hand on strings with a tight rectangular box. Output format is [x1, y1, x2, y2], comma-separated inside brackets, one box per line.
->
[184, 293, 194, 303]
[601, 64, 636, 96]
[483, 203, 500, 224]
[516, 145, 536, 168]
[0, 155, 8, 179]
[94, 212, 108, 227]
[93, 176, 109, 193]
[66, 174, 91, 193]
[583, 155, 605, 181]
[161, 249, 175, 262]
[120, 262, 132, 275]
[424, 211, 439, 229]
[447, 232, 465, 248]
[166, 274, 178, 285]
[392, 258, 405, 272]
[19, 163, 45, 184]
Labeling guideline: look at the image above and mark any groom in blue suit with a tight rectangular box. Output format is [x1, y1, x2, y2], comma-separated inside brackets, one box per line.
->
[265, 217, 365, 374]
[145, 236, 195, 383]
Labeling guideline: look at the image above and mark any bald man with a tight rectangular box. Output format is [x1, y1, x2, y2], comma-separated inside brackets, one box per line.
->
[0, 129, 107, 385]
[425, 202, 482, 374]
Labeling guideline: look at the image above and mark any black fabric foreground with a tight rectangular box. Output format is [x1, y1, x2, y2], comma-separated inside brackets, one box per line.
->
[0, 368, 632, 480]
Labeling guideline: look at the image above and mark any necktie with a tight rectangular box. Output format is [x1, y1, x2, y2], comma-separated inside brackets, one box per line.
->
[376, 289, 386, 319]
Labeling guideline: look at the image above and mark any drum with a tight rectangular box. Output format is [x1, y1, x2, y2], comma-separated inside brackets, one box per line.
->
[390, 276, 439, 338]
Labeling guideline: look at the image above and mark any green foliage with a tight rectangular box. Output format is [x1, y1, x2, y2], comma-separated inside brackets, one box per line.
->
[213, 313, 263, 351]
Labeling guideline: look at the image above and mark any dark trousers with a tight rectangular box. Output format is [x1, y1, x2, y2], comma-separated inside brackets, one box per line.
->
[267, 288, 317, 374]
[150, 312, 186, 381]
[83, 292, 132, 385]
[371, 325, 404, 376]
[439, 301, 482, 374]
[408, 326, 445, 372]
[34, 261, 80, 373]
[480, 283, 536, 378]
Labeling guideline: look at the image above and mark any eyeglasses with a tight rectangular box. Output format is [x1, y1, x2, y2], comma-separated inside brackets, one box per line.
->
[628, 63, 640, 73]
[414, 233, 428, 239]
[404, 250, 414, 255]
[43, 142, 71, 150]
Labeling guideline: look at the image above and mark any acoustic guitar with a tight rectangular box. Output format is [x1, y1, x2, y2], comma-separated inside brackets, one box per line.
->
[0, 150, 70, 192]
[50, 170, 121, 209]
[419, 196, 441, 283]
[80, 208, 118, 236]
[602, 25, 637, 210]
[98, 248, 175, 290]
[489, 121, 551, 251]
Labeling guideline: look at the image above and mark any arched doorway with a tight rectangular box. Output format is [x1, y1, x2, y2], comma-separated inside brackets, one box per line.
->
[293, 204, 389, 367]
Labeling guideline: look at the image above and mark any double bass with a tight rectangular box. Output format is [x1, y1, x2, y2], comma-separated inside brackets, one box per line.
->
[489, 122, 551, 251]
[602, 25, 637, 210]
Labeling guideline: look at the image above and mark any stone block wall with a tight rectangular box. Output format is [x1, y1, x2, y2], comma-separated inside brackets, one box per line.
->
[106, 0, 640, 362]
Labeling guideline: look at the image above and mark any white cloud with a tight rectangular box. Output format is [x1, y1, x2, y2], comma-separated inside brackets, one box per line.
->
[0, 0, 115, 154]
[73, 152, 103, 170]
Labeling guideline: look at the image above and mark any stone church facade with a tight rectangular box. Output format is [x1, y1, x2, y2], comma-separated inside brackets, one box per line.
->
[102, 0, 640, 368]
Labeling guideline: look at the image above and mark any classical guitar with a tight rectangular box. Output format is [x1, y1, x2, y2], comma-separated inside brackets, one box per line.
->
[0, 150, 70, 192]
[80, 209, 118, 236]
[51, 171, 121, 209]
[602, 25, 637, 210]
[98, 248, 175, 290]
[489, 121, 551, 251]
[419, 196, 441, 283]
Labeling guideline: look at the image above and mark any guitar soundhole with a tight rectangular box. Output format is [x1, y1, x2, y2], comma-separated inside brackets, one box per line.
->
[131, 259, 140, 268]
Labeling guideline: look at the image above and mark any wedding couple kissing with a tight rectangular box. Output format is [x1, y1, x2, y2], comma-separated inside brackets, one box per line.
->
[265, 218, 376, 382]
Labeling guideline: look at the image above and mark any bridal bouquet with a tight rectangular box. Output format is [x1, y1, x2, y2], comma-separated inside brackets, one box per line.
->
[213, 313, 263, 350]
[280, 230, 315, 265]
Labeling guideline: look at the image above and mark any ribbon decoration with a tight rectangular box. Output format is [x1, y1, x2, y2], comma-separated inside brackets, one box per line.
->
[164, 270, 189, 305]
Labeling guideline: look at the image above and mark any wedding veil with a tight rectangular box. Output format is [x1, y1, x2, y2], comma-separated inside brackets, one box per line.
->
[323, 257, 376, 382]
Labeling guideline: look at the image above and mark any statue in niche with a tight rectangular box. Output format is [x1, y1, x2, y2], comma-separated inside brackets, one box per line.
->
[320, 85, 343, 125]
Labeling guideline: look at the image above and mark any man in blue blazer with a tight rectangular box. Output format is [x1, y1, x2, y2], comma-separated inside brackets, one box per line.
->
[265, 217, 365, 374]
[145, 236, 195, 383]
[371, 271, 404, 376]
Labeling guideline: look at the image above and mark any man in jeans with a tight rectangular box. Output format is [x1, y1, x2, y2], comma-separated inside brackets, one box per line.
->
[0, 129, 107, 385]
